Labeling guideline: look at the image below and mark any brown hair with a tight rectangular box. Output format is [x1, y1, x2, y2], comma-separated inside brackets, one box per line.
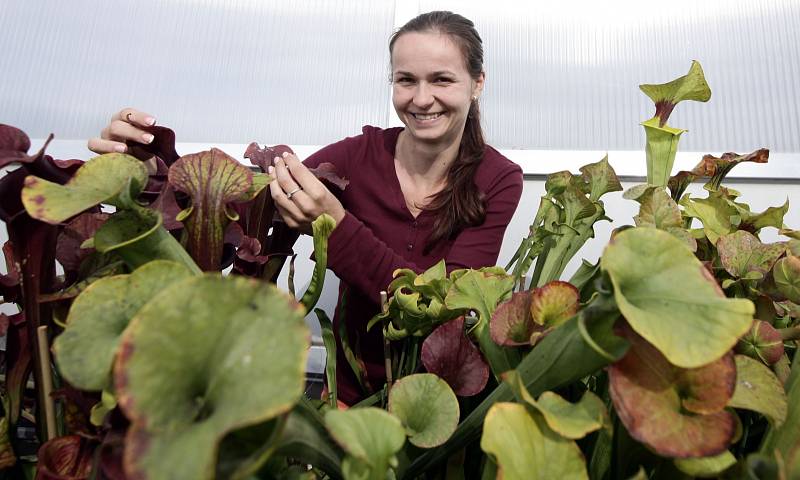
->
[389, 11, 487, 252]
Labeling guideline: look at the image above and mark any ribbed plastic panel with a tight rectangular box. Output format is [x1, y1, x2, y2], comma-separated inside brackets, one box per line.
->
[420, 0, 800, 153]
[0, 0, 395, 145]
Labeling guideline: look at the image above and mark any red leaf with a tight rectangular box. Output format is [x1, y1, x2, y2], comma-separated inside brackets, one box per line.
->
[308, 162, 350, 191]
[0, 123, 31, 153]
[1, 241, 21, 302]
[421, 316, 490, 396]
[735, 320, 784, 365]
[35, 435, 95, 480]
[244, 143, 294, 172]
[609, 323, 737, 458]
[126, 125, 180, 166]
[56, 213, 110, 272]
[148, 183, 183, 231]
[490, 291, 542, 346]
[236, 236, 269, 264]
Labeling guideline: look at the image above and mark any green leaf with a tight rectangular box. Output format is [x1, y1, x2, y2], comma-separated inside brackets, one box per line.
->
[639, 60, 711, 125]
[728, 355, 788, 427]
[576, 299, 628, 361]
[115, 275, 309, 480]
[300, 214, 336, 311]
[480, 403, 588, 480]
[446, 270, 514, 325]
[22, 153, 148, 223]
[93, 208, 201, 274]
[679, 194, 738, 244]
[54, 260, 194, 391]
[579, 155, 622, 202]
[239, 172, 273, 202]
[673, 450, 736, 478]
[272, 398, 343, 478]
[388, 373, 459, 448]
[315, 309, 337, 409]
[504, 370, 608, 440]
[535, 392, 609, 440]
[89, 389, 117, 426]
[215, 417, 285, 480]
[642, 118, 686, 188]
[609, 325, 737, 458]
[544, 171, 572, 196]
[717, 231, 786, 279]
[94, 208, 160, 252]
[601, 227, 754, 368]
[633, 187, 681, 228]
[773, 255, 800, 303]
[633, 187, 697, 251]
[168, 148, 254, 271]
[558, 183, 597, 227]
[324, 408, 405, 480]
[445, 269, 518, 375]
[742, 199, 789, 233]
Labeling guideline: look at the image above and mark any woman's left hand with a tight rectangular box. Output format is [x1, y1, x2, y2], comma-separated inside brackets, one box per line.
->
[268, 152, 346, 234]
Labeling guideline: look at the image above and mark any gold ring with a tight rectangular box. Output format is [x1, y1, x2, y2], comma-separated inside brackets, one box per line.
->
[286, 187, 302, 200]
[125, 112, 134, 122]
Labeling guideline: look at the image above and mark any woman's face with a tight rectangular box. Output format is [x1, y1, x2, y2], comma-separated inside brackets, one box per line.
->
[391, 31, 484, 149]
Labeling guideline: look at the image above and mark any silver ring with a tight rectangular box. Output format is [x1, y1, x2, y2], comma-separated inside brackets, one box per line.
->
[286, 187, 302, 200]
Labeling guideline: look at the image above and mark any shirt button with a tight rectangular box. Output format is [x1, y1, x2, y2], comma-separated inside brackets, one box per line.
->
[407, 244, 413, 251]
[412, 221, 418, 228]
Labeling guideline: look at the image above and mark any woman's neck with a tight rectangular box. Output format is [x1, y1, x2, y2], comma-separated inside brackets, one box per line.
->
[394, 130, 461, 188]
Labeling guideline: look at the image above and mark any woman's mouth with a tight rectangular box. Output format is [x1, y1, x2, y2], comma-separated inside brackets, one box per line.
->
[410, 112, 444, 122]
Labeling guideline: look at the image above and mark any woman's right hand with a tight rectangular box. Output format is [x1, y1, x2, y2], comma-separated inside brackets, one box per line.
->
[87, 108, 158, 154]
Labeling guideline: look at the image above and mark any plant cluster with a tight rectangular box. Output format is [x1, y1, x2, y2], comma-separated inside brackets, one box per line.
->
[0, 61, 797, 480]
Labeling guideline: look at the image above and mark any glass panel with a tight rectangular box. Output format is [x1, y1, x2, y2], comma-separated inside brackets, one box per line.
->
[0, 0, 395, 145]
[419, 0, 800, 152]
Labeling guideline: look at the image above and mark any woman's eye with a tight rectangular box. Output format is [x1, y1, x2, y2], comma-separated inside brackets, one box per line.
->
[435, 77, 453, 83]
[396, 77, 414, 84]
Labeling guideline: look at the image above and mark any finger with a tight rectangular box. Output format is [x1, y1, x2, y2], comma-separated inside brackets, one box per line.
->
[268, 166, 307, 221]
[88, 137, 128, 154]
[273, 157, 302, 193]
[280, 152, 318, 188]
[112, 108, 156, 127]
[280, 151, 327, 202]
[106, 120, 154, 145]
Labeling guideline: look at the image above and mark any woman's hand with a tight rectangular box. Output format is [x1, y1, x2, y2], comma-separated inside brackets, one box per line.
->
[87, 108, 157, 154]
[269, 152, 346, 234]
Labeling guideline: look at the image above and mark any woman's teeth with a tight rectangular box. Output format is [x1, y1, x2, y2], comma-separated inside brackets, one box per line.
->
[412, 112, 443, 120]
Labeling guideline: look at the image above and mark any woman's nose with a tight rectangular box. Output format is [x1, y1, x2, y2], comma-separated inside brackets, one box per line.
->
[412, 82, 434, 108]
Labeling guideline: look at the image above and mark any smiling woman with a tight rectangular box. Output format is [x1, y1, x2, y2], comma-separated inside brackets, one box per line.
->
[87, 11, 523, 406]
[276, 11, 523, 405]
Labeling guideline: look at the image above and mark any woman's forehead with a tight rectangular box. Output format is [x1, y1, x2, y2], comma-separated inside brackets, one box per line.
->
[390, 31, 467, 73]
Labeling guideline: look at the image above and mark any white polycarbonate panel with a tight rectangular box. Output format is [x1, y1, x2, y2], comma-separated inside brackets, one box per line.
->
[0, 0, 395, 145]
[418, 0, 800, 153]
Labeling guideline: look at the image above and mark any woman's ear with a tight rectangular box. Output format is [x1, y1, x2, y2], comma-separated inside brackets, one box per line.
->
[473, 71, 486, 99]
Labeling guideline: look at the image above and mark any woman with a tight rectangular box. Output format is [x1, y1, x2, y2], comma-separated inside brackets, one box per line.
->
[88, 11, 523, 405]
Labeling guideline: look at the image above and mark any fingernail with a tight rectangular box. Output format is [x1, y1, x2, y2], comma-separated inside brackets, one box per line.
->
[114, 144, 127, 153]
[145, 116, 156, 126]
[268, 166, 274, 175]
[142, 134, 154, 144]
[282, 151, 289, 158]
[274, 156, 281, 163]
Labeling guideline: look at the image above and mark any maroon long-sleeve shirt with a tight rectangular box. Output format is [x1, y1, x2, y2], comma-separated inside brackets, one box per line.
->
[304, 126, 523, 404]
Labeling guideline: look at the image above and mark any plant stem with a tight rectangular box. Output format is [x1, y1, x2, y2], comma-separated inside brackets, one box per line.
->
[36, 326, 57, 441]
[380, 291, 393, 393]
